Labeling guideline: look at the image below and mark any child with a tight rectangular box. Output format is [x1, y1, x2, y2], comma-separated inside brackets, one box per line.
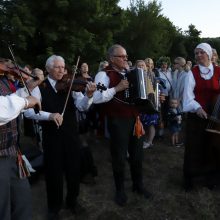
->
[167, 98, 183, 147]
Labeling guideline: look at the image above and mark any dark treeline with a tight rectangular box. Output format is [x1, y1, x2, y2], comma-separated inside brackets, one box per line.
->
[1, 0, 220, 73]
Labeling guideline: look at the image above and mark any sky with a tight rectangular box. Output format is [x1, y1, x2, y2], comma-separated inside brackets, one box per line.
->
[118, 0, 220, 38]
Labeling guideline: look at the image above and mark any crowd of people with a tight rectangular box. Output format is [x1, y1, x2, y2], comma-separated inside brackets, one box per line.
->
[1, 42, 220, 220]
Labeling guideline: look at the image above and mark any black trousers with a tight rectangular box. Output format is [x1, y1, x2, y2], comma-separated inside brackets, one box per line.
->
[107, 116, 144, 192]
[43, 132, 81, 212]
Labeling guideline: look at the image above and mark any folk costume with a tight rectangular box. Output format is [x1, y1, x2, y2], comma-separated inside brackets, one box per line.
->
[183, 64, 220, 189]
[94, 65, 147, 204]
[0, 77, 32, 220]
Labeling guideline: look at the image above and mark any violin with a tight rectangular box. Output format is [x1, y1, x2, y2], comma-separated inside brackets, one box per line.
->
[0, 60, 39, 80]
[1, 43, 41, 114]
[55, 74, 107, 93]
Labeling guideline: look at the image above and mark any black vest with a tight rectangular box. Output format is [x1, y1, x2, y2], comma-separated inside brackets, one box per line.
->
[39, 79, 78, 139]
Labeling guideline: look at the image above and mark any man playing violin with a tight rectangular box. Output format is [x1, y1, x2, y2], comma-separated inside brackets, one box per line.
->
[24, 55, 96, 219]
[0, 65, 43, 220]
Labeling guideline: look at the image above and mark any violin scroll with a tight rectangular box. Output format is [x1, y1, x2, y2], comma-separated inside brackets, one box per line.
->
[97, 82, 107, 92]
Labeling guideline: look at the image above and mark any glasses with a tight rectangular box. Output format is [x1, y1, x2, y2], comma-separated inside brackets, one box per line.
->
[113, 55, 128, 59]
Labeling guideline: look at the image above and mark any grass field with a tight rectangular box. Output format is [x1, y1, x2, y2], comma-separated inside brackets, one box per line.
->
[21, 130, 220, 220]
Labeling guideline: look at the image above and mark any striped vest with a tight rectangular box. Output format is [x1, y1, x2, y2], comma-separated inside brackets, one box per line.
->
[0, 77, 18, 157]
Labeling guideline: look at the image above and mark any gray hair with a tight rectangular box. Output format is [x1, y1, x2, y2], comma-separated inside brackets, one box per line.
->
[98, 60, 109, 71]
[45, 55, 65, 72]
[174, 57, 191, 72]
[106, 44, 124, 61]
[175, 57, 186, 66]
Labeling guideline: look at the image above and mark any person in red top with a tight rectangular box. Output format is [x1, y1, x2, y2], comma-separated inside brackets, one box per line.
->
[93, 44, 152, 206]
[182, 43, 220, 190]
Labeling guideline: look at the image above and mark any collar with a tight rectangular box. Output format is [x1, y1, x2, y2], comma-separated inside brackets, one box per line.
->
[48, 75, 57, 92]
[198, 63, 214, 80]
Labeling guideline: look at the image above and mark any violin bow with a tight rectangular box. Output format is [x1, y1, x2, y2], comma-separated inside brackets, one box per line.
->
[7, 43, 40, 114]
[61, 56, 80, 117]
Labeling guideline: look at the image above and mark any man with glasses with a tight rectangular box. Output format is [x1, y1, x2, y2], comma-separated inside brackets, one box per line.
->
[93, 44, 152, 206]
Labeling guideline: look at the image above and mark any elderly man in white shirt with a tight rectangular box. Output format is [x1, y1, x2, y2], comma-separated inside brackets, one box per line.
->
[93, 44, 152, 207]
[24, 55, 96, 219]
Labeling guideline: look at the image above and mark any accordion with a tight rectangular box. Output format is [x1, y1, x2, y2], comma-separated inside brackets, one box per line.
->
[124, 68, 159, 114]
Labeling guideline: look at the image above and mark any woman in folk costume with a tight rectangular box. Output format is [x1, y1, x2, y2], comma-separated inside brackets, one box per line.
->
[182, 43, 220, 190]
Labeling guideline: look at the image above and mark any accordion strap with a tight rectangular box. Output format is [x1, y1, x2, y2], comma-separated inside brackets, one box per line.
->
[113, 96, 134, 105]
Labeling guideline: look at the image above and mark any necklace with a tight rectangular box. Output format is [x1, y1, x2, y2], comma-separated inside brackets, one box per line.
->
[200, 68, 211, 75]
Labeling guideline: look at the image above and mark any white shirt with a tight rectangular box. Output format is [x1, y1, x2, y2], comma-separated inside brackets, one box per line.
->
[93, 71, 117, 104]
[0, 92, 27, 125]
[158, 68, 172, 96]
[24, 76, 93, 120]
[182, 64, 214, 112]
[172, 70, 189, 111]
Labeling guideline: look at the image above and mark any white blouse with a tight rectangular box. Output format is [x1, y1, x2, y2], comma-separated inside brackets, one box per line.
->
[0, 93, 26, 125]
[182, 64, 214, 113]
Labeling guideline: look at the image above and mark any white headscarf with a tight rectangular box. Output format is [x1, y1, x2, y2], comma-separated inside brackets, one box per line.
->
[195, 43, 213, 60]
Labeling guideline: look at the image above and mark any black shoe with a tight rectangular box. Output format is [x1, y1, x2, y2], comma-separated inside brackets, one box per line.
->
[68, 202, 86, 215]
[184, 177, 193, 192]
[81, 173, 96, 185]
[176, 142, 184, 146]
[115, 191, 127, 206]
[133, 187, 152, 199]
[47, 211, 59, 220]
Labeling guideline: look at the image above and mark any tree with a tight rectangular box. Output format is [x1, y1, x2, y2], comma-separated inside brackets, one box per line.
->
[115, 0, 177, 63]
[0, 0, 124, 70]
[0, 0, 208, 69]
[184, 24, 202, 62]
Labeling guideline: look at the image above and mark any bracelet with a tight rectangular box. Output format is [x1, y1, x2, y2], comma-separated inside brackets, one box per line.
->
[24, 98, 29, 109]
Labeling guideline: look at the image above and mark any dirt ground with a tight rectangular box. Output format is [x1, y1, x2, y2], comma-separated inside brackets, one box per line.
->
[21, 130, 179, 220]
[21, 129, 220, 220]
